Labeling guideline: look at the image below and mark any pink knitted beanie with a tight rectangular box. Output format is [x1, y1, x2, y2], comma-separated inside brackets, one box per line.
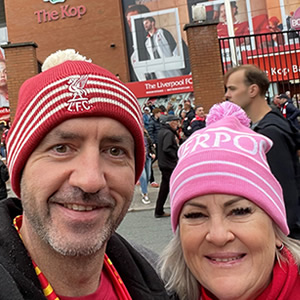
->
[170, 101, 288, 235]
[7, 60, 145, 197]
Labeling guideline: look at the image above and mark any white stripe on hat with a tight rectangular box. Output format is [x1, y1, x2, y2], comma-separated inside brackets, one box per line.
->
[8, 76, 141, 169]
[171, 169, 286, 221]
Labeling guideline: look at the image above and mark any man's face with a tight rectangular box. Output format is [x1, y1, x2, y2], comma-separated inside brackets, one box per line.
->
[169, 120, 179, 130]
[225, 70, 252, 111]
[20, 117, 135, 256]
[143, 19, 153, 32]
[0, 61, 7, 88]
[196, 107, 205, 117]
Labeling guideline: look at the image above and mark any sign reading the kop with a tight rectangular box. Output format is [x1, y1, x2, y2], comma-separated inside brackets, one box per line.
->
[35, 0, 87, 23]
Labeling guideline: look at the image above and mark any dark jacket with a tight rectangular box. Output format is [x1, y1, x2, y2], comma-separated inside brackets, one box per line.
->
[0, 198, 173, 300]
[281, 100, 300, 129]
[157, 124, 179, 170]
[254, 109, 300, 238]
[148, 116, 161, 145]
[0, 161, 8, 200]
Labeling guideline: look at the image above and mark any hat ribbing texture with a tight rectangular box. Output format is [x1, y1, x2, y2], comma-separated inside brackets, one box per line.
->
[7, 60, 145, 197]
[170, 103, 289, 235]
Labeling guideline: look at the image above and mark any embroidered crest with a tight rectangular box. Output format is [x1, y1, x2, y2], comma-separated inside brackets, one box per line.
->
[67, 75, 92, 112]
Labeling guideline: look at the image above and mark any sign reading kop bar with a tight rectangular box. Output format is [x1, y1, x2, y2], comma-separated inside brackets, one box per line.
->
[35, 0, 87, 23]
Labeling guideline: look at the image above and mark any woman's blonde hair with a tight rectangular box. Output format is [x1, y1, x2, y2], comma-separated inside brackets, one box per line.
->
[159, 225, 300, 300]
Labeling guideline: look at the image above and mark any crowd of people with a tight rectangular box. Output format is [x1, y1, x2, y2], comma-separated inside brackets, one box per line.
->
[0, 49, 299, 299]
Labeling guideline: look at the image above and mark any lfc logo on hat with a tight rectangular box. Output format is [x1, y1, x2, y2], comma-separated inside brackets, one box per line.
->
[67, 75, 91, 112]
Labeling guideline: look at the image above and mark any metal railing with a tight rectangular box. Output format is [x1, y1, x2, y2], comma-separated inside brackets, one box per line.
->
[219, 29, 300, 105]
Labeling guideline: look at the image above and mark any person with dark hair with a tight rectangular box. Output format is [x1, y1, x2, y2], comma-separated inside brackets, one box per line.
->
[148, 108, 162, 187]
[225, 64, 300, 239]
[278, 93, 300, 129]
[154, 115, 180, 218]
[217, 1, 249, 38]
[143, 16, 183, 79]
[0, 50, 172, 299]
[190, 105, 206, 133]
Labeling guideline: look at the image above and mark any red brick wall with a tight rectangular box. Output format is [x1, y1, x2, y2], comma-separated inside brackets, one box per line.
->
[184, 22, 225, 111]
[2, 43, 38, 122]
[3, 0, 130, 82]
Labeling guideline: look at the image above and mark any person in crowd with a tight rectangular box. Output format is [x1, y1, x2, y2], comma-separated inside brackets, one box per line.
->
[278, 93, 300, 129]
[143, 106, 151, 131]
[0, 158, 9, 200]
[140, 126, 156, 205]
[154, 115, 180, 218]
[148, 107, 162, 188]
[0, 49, 172, 299]
[175, 103, 183, 117]
[225, 64, 300, 239]
[182, 100, 195, 138]
[0, 58, 9, 108]
[0, 124, 8, 158]
[159, 101, 300, 300]
[270, 94, 281, 110]
[166, 102, 175, 115]
[190, 105, 206, 133]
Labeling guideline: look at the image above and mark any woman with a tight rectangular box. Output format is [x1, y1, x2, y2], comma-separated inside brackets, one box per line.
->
[159, 101, 300, 300]
[139, 126, 156, 204]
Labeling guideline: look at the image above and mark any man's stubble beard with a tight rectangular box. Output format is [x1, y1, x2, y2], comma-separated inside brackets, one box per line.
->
[20, 180, 130, 257]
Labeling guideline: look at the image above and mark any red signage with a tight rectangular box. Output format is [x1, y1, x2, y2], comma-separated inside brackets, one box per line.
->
[242, 45, 300, 82]
[35, 4, 87, 23]
[126, 75, 193, 98]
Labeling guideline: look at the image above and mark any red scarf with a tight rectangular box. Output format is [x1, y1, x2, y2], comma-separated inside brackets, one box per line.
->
[191, 115, 206, 124]
[201, 247, 300, 300]
[13, 215, 131, 300]
[281, 102, 288, 118]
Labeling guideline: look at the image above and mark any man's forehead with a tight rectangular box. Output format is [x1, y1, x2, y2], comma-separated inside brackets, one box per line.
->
[43, 117, 134, 141]
[227, 70, 245, 85]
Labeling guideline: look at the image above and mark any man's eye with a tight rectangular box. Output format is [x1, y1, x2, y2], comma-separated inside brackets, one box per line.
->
[184, 212, 206, 219]
[231, 207, 252, 216]
[109, 147, 124, 156]
[53, 145, 68, 153]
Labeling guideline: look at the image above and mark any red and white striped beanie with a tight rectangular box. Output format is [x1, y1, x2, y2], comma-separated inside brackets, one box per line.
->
[7, 60, 145, 197]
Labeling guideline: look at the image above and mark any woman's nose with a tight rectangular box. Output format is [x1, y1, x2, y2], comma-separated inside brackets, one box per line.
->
[205, 218, 235, 246]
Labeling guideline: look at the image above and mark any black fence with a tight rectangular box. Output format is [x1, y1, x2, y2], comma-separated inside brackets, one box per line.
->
[219, 29, 300, 106]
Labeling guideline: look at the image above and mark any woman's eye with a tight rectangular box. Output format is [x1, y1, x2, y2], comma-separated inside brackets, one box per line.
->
[231, 207, 252, 216]
[184, 212, 206, 219]
[109, 147, 124, 156]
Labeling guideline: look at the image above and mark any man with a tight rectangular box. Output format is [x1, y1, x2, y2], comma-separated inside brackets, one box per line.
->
[0, 51, 172, 299]
[143, 16, 183, 79]
[143, 106, 151, 131]
[225, 64, 300, 239]
[217, 1, 249, 38]
[148, 108, 162, 187]
[182, 100, 195, 138]
[154, 115, 180, 218]
[190, 105, 206, 133]
[279, 93, 300, 129]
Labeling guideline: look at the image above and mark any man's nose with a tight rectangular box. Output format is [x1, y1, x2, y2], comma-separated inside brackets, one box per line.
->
[205, 218, 235, 247]
[68, 149, 106, 194]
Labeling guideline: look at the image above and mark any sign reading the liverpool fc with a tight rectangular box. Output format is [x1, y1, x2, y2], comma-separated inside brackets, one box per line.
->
[35, 0, 87, 23]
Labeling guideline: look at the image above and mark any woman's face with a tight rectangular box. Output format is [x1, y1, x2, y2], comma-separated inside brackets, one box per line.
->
[179, 194, 280, 300]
